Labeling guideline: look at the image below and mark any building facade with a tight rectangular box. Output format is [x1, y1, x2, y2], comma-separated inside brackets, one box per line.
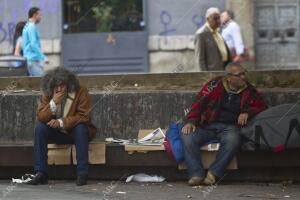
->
[0, 0, 299, 73]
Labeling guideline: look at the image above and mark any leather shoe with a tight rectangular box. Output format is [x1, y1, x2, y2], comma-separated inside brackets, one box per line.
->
[188, 176, 204, 186]
[203, 171, 217, 185]
[76, 175, 87, 186]
[26, 172, 48, 185]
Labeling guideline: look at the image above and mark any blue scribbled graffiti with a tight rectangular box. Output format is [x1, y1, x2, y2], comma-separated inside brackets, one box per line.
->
[192, 14, 205, 29]
[159, 10, 206, 35]
[159, 10, 176, 35]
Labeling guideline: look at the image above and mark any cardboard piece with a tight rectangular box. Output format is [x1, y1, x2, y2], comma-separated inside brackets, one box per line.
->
[125, 129, 167, 153]
[47, 142, 106, 165]
[47, 144, 72, 165]
[125, 144, 165, 153]
[72, 143, 106, 164]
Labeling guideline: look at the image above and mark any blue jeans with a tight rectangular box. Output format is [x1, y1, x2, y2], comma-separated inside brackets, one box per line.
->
[34, 122, 89, 177]
[27, 61, 44, 77]
[181, 123, 241, 178]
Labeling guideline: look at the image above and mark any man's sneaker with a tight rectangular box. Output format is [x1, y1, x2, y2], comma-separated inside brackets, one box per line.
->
[26, 172, 48, 185]
[188, 176, 204, 186]
[76, 175, 87, 186]
[203, 171, 216, 185]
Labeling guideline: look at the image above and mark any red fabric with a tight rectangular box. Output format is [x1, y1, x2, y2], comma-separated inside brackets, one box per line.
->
[163, 138, 176, 161]
[186, 76, 267, 127]
[272, 145, 285, 152]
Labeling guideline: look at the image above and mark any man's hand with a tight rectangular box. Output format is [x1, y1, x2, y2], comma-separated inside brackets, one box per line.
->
[238, 113, 249, 126]
[182, 123, 196, 135]
[47, 119, 60, 128]
[44, 58, 50, 64]
[52, 91, 66, 104]
[233, 55, 242, 63]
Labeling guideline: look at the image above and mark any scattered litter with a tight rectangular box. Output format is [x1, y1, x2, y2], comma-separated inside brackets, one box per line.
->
[284, 195, 291, 198]
[238, 194, 279, 199]
[12, 90, 26, 93]
[187, 195, 192, 198]
[138, 128, 165, 146]
[12, 174, 35, 183]
[134, 83, 138, 87]
[192, 185, 203, 189]
[126, 173, 165, 183]
[167, 184, 173, 187]
[12, 179, 25, 184]
[105, 137, 132, 145]
[116, 191, 126, 194]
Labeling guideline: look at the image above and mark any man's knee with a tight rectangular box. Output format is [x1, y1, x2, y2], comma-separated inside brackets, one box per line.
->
[35, 122, 50, 136]
[181, 132, 197, 147]
[72, 123, 89, 139]
[222, 128, 241, 149]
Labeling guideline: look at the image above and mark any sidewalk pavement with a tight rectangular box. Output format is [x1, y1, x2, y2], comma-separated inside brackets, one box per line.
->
[0, 180, 299, 200]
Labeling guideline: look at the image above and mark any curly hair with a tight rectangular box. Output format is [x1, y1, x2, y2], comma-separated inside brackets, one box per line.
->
[41, 67, 80, 97]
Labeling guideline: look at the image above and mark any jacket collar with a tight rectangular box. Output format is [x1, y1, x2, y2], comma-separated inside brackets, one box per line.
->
[63, 92, 76, 117]
[206, 22, 220, 33]
[222, 77, 247, 94]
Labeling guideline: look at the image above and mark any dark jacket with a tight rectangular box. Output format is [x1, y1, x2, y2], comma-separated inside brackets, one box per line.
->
[185, 76, 267, 127]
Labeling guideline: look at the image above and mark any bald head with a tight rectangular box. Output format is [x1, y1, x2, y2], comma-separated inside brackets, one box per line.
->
[225, 62, 244, 75]
[225, 63, 247, 90]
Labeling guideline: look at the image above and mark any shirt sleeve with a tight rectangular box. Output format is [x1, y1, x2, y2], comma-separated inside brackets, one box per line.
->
[230, 23, 245, 55]
[57, 119, 64, 128]
[49, 99, 57, 114]
[27, 25, 46, 60]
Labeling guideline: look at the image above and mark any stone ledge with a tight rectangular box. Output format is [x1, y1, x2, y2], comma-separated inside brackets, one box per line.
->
[1, 70, 300, 91]
[148, 35, 195, 51]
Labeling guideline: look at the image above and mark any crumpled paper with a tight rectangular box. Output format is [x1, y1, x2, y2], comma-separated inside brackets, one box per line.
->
[12, 174, 35, 183]
[125, 173, 165, 183]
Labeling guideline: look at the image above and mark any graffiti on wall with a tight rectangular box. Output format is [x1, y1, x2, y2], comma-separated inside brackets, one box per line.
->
[159, 10, 205, 35]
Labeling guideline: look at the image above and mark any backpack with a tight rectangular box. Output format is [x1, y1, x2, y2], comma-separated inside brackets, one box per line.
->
[164, 122, 184, 163]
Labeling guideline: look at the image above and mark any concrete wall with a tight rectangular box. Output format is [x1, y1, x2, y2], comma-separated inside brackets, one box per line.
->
[1, 89, 300, 143]
[146, 0, 225, 36]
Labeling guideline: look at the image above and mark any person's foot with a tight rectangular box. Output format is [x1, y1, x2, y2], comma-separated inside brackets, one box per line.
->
[26, 172, 48, 185]
[203, 171, 217, 185]
[188, 176, 204, 186]
[76, 175, 87, 186]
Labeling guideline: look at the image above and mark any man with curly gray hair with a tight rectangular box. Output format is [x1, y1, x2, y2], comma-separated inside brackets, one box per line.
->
[27, 67, 96, 186]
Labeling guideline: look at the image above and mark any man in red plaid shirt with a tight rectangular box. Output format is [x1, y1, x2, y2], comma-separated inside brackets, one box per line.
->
[181, 62, 267, 186]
